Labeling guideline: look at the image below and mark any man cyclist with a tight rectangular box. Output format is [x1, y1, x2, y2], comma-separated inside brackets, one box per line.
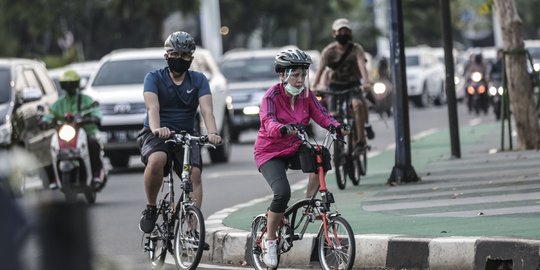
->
[312, 18, 375, 147]
[137, 31, 221, 250]
[40, 70, 105, 190]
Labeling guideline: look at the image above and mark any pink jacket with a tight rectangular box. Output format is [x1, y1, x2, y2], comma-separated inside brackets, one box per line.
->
[254, 83, 339, 170]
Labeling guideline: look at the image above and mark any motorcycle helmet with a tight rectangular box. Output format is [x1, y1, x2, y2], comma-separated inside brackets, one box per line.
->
[274, 48, 312, 73]
[164, 31, 196, 54]
[59, 70, 81, 95]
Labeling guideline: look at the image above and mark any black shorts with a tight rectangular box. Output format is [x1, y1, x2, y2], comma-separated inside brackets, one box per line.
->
[137, 128, 202, 176]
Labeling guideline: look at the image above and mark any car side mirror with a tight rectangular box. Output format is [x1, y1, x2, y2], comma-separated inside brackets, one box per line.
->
[19, 87, 43, 103]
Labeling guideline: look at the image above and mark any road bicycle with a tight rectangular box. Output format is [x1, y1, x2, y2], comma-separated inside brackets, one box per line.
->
[249, 125, 356, 270]
[142, 131, 215, 270]
[315, 88, 369, 189]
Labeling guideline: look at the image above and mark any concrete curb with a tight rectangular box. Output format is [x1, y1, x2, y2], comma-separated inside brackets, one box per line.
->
[205, 222, 540, 270]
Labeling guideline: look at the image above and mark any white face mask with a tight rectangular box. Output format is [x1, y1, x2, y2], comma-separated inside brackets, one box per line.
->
[285, 83, 304, 96]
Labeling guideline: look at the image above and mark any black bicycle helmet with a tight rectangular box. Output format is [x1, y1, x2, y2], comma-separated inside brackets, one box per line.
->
[274, 48, 312, 73]
[164, 31, 196, 54]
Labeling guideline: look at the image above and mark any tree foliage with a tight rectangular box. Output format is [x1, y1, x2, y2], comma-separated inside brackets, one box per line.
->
[1, 0, 539, 64]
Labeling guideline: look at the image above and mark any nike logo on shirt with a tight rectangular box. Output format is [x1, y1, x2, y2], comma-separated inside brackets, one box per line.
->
[186, 88, 195, 94]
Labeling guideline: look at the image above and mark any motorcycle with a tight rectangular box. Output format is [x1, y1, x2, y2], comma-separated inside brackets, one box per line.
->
[465, 71, 489, 114]
[39, 102, 107, 203]
[488, 74, 504, 120]
[368, 78, 393, 118]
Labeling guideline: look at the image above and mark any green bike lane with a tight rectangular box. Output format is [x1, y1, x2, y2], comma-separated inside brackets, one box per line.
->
[205, 122, 540, 269]
[223, 122, 540, 238]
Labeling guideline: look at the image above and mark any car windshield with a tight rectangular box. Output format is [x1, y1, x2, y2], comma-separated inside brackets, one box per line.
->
[221, 57, 276, 82]
[0, 69, 12, 104]
[92, 59, 165, 87]
[406, 55, 420, 67]
[528, 47, 540, 60]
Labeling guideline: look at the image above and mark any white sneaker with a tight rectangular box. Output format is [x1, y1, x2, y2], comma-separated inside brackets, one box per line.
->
[263, 239, 278, 268]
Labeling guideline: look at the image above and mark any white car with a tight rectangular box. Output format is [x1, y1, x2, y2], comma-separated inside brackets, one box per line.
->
[525, 40, 540, 72]
[84, 47, 232, 168]
[405, 46, 446, 107]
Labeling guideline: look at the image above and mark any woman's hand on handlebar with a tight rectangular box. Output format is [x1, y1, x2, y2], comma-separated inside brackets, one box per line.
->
[280, 124, 298, 136]
[153, 127, 171, 139]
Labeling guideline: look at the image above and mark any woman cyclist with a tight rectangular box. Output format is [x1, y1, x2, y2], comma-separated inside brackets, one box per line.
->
[253, 48, 349, 267]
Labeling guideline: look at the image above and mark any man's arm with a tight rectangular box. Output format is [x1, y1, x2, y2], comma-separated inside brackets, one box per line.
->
[199, 95, 221, 144]
[356, 49, 372, 91]
[144, 92, 168, 138]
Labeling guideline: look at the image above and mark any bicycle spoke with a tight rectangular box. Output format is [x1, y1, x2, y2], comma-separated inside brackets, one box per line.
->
[173, 206, 205, 270]
[318, 216, 355, 270]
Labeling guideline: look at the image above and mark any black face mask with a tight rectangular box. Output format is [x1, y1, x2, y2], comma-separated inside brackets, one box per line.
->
[167, 58, 192, 75]
[335, 34, 352, 45]
[60, 81, 79, 96]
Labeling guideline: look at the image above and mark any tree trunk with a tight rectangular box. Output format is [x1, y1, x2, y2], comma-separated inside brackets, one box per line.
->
[493, 0, 540, 149]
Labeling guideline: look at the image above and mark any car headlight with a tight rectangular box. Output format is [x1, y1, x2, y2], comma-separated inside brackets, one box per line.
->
[0, 122, 12, 145]
[534, 63, 540, 72]
[58, 125, 76, 142]
[243, 106, 260, 115]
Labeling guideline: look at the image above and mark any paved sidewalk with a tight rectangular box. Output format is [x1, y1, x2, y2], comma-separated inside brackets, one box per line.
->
[204, 122, 540, 270]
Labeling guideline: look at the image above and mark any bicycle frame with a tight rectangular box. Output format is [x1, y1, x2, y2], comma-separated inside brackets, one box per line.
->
[144, 131, 214, 270]
[316, 87, 368, 189]
[255, 127, 342, 252]
[165, 132, 213, 218]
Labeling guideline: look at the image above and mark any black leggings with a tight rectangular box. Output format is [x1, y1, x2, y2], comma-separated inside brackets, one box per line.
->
[260, 158, 292, 213]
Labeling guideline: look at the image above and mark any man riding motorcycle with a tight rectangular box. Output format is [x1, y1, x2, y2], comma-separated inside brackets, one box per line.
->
[463, 52, 489, 114]
[40, 70, 105, 191]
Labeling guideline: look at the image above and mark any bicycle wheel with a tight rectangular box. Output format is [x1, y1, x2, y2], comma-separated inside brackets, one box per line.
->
[359, 146, 367, 176]
[318, 216, 356, 270]
[249, 215, 279, 270]
[146, 204, 169, 270]
[173, 205, 205, 270]
[333, 141, 348, 190]
[351, 146, 367, 186]
[345, 128, 359, 185]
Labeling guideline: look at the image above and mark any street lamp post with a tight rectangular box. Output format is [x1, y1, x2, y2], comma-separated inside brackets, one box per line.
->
[387, 0, 420, 185]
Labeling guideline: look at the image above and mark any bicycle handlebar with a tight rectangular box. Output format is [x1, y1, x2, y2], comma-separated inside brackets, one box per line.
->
[155, 130, 219, 149]
[290, 123, 347, 147]
[312, 86, 361, 96]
